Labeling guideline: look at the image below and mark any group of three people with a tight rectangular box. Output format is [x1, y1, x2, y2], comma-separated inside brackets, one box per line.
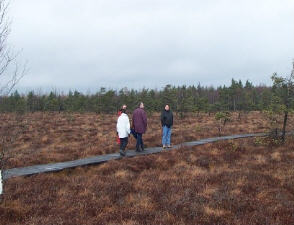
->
[116, 102, 174, 156]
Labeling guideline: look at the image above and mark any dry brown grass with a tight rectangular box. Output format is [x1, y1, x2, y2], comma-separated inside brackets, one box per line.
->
[1, 137, 294, 224]
[1, 111, 294, 169]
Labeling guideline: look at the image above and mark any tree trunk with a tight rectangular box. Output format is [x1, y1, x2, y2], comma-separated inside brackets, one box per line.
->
[0, 170, 3, 197]
[282, 110, 288, 143]
[238, 112, 241, 120]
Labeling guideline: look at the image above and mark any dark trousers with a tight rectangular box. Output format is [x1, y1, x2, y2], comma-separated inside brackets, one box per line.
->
[136, 133, 144, 150]
[120, 137, 128, 151]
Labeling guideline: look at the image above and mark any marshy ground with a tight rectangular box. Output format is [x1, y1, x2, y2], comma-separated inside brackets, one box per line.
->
[1, 112, 294, 224]
[1, 111, 290, 168]
[1, 137, 294, 224]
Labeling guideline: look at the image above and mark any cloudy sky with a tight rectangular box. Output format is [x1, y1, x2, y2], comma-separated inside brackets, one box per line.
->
[8, 0, 294, 93]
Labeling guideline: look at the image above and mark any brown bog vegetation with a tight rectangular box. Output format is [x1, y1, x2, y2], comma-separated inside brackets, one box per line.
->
[1, 137, 294, 225]
[1, 111, 294, 169]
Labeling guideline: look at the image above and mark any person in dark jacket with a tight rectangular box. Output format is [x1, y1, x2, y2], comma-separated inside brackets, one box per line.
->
[161, 104, 173, 148]
[132, 102, 147, 152]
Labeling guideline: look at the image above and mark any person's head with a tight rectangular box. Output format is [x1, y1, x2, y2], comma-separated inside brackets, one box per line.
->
[121, 108, 127, 114]
[119, 105, 127, 114]
[139, 102, 144, 109]
[165, 104, 170, 111]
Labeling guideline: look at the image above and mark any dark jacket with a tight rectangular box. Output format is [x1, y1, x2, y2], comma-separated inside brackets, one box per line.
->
[161, 110, 173, 128]
[132, 108, 147, 134]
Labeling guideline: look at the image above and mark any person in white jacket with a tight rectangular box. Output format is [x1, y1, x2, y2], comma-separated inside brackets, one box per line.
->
[116, 109, 131, 156]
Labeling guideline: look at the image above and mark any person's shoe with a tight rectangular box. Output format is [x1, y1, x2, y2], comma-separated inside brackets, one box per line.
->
[135, 147, 141, 152]
[167, 145, 172, 148]
[162, 145, 167, 149]
[141, 145, 144, 151]
[120, 150, 126, 156]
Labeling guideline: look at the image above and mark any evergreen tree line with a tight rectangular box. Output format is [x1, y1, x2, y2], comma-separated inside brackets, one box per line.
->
[0, 79, 274, 114]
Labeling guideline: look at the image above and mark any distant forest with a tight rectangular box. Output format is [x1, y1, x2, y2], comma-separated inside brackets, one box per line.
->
[0, 79, 273, 114]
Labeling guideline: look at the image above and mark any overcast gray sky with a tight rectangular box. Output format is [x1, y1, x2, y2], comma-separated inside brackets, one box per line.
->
[8, 0, 294, 93]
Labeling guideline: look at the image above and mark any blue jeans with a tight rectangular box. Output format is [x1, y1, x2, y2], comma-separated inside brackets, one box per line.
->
[162, 126, 172, 146]
[136, 133, 144, 150]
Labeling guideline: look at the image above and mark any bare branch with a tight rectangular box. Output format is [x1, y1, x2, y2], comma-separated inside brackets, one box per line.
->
[0, 0, 26, 96]
[0, 0, 26, 198]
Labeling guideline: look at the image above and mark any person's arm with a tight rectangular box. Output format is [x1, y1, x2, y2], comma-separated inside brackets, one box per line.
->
[132, 112, 135, 129]
[126, 115, 131, 134]
[116, 117, 120, 134]
[160, 111, 164, 126]
[143, 111, 147, 129]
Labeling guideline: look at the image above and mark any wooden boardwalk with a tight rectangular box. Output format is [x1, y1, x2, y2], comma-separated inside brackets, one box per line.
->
[2, 133, 266, 180]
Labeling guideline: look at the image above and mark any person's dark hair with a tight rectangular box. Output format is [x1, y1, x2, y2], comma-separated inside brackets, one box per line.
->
[121, 108, 127, 114]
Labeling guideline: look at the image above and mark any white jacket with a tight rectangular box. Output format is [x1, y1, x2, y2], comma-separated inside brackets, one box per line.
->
[117, 113, 131, 138]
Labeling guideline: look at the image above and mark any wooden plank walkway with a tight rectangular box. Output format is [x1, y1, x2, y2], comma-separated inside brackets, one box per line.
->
[2, 133, 266, 180]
